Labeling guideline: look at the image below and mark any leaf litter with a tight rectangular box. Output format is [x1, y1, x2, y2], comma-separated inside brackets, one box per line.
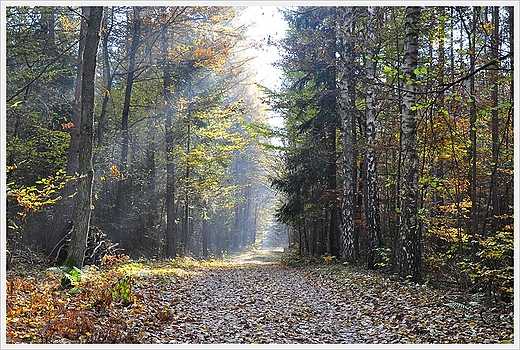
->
[5, 248, 514, 344]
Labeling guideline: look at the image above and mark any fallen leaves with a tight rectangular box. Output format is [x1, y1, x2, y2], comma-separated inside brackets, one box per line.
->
[308, 264, 515, 344]
[5, 249, 515, 344]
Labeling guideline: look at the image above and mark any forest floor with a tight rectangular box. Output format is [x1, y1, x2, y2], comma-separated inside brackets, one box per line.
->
[4, 247, 515, 345]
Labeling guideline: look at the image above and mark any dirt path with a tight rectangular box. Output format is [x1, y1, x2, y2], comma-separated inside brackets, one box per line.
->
[6, 248, 514, 344]
[144, 249, 357, 344]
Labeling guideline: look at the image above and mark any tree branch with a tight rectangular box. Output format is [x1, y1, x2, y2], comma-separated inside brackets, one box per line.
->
[433, 52, 512, 95]
[7, 38, 80, 103]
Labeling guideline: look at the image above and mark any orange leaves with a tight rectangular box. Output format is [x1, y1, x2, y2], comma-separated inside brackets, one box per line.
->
[110, 165, 124, 179]
[192, 41, 230, 69]
[482, 22, 495, 35]
[101, 254, 129, 267]
[61, 122, 74, 130]
[5, 262, 136, 344]
[6, 277, 66, 343]
[43, 310, 95, 341]
[209, 12, 236, 23]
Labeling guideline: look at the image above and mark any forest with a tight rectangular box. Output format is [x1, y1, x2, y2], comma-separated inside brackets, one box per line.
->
[3, 5, 516, 345]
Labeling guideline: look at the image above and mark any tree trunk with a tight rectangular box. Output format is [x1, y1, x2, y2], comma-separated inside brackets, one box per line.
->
[202, 205, 210, 257]
[183, 108, 192, 255]
[324, 10, 339, 257]
[326, 121, 339, 256]
[397, 6, 421, 281]
[490, 6, 500, 231]
[96, 7, 113, 148]
[468, 7, 479, 248]
[162, 13, 177, 258]
[336, 6, 357, 263]
[121, 6, 140, 174]
[65, 6, 103, 268]
[115, 6, 141, 242]
[48, 7, 89, 257]
[364, 6, 382, 269]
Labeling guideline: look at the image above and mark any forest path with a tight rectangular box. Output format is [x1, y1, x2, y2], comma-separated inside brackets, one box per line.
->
[6, 248, 513, 344]
[147, 248, 358, 344]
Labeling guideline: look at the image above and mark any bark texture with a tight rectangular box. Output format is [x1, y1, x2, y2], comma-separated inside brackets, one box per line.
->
[364, 6, 382, 269]
[48, 7, 89, 256]
[65, 6, 103, 268]
[336, 6, 357, 263]
[397, 6, 421, 281]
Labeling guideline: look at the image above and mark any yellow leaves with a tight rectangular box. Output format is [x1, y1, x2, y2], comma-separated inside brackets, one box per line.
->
[58, 13, 75, 32]
[435, 227, 469, 243]
[176, 44, 192, 53]
[10, 100, 23, 108]
[321, 253, 336, 264]
[483, 22, 495, 35]
[439, 199, 472, 215]
[7, 170, 72, 220]
[6, 162, 23, 172]
[209, 12, 236, 23]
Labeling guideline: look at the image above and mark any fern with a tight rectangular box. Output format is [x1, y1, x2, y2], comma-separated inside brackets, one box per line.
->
[111, 275, 133, 306]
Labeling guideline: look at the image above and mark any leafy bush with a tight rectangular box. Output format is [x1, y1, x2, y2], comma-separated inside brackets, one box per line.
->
[460, 228, 514, 302]
[47, 265, 84, 289]
[7, 169, 73, 218]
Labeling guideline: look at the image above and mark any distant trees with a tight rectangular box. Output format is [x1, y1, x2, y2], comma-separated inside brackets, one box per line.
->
[6, 6, 276, 265]
[271, 5, 514, 295]
[269, 7, 341, 258]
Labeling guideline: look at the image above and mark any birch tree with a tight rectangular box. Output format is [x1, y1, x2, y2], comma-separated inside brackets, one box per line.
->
[364, 6, 382, 269]
[397, 6, 421, 281]
[336, 6, 357, 263]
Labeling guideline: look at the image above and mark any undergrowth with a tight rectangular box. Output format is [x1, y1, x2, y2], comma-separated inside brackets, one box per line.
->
[5, 254, 229, 343]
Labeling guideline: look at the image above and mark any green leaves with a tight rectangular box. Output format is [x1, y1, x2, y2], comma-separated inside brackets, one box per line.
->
[60, 266, 84, 289]
[413, 66, 428, 75]
[47, 265, 84, 289]
[111, 275, 133, 306]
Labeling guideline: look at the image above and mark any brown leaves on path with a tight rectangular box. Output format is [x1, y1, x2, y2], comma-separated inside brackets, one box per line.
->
[5, 248, 515, 345]
[151, 265, 356, 343]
